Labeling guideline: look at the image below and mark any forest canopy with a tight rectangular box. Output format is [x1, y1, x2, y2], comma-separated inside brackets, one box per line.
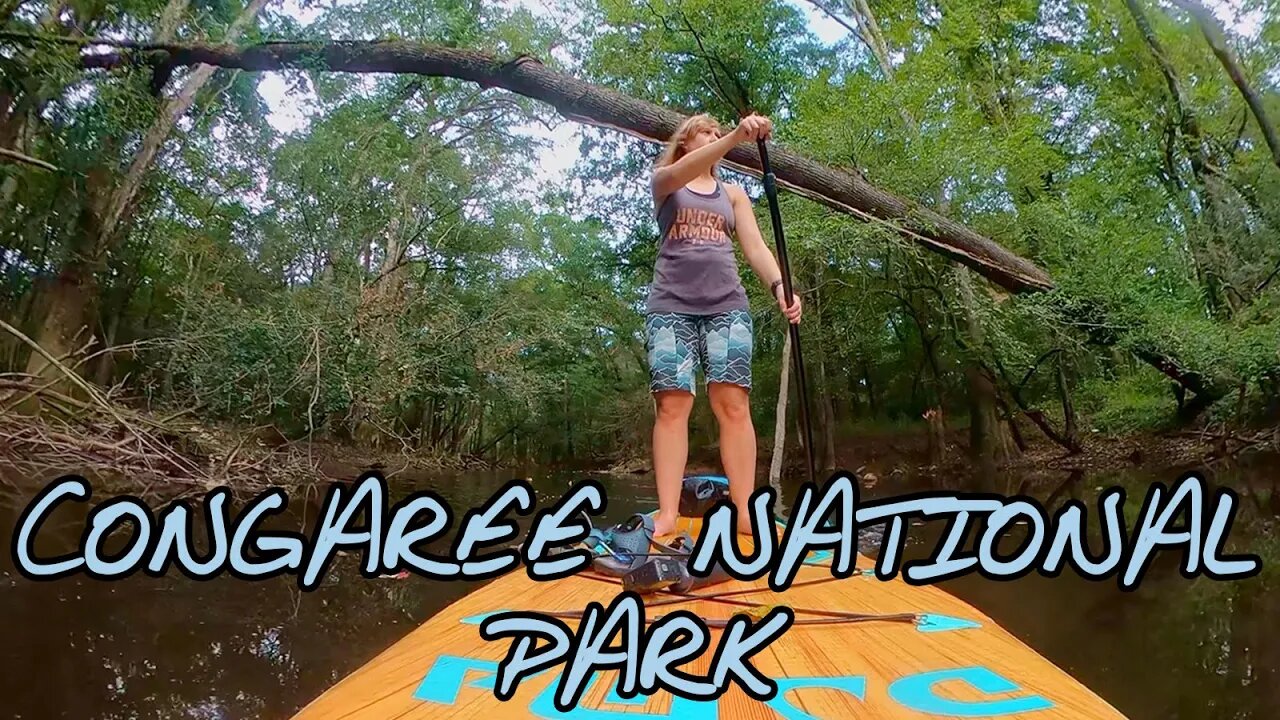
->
[2, 0, 1278, 472]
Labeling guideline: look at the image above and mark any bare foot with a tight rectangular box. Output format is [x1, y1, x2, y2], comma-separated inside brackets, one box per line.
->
[654, 512, 677, 538]
[737, 517, 757, 537]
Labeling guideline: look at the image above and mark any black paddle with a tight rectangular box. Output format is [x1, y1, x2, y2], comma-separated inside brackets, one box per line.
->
[755, 136, 817, 485]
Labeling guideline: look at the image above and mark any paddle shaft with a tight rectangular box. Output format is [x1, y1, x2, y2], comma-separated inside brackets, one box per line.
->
[756, 138, 817, 485]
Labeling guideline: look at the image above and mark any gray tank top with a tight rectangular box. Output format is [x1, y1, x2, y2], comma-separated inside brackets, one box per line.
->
[645, 178, 749, 315]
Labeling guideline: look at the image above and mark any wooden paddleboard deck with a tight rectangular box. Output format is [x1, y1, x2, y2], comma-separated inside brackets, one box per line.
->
[294, 508, 1126, 719]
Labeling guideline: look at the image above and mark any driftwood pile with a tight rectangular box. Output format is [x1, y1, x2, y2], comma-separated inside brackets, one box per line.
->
[0, 321, 325, 498]
[0, 379, 327, 497]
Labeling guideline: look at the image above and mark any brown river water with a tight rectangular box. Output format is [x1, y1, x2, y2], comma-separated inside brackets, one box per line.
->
[1, 453, 1278, 719]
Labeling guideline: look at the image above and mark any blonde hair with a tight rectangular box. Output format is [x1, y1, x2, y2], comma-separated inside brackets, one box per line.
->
[656, 113, 723, 178]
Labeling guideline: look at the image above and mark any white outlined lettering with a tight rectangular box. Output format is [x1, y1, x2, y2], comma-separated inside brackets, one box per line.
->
[301, 472, 386, 590]
[381, 489, 457, 577]
[638, 610, 714, 696]
[481, 611, 573, 700]
[228, 488, 305, 578]
[1041, 490, 1125, 577]
[147, 488, 230, 578]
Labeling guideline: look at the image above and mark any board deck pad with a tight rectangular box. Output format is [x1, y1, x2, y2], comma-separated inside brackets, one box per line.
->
[293, 481, 1127, 719]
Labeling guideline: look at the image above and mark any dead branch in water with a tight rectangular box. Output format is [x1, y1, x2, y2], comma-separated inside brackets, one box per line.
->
[0, 372, 331, 499]
[0, 320, 326, 495]
[1166, 428, 1276, 448]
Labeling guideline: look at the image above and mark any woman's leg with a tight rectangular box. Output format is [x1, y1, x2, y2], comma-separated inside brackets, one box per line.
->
[652, 390, 694, 536]
[645, 312, 699, 537]
[708, 383, 756, 534]
[702, 310, 755, 534]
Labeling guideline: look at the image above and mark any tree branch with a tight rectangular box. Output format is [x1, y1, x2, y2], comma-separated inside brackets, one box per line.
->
[1255, 256, 1280, 294]
[1123, 0, 1216, 178]
[803, 0, 868, 47]
[1168, 0, 1280, 170]
[0, 146, 58, 171]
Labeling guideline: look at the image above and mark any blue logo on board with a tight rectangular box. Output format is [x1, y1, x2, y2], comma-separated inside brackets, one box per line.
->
[412, 654, 1055, 718]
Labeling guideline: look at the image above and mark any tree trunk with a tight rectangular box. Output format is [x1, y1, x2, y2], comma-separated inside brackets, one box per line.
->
[564, 379, 573, 460]
[474, 400, 484, 456]
[477, 420, 521, 458]
[24, 175, 109, 384]
[956, 269, 1017, 470]
[8, 0, 96, 379]
[435, 397, 458, 445]
[449, 401, 466, 453]
[91, 309, 121, 387]
[909, 359, 924, 412]
[915, 320, 945, 412]
[0, 0, 28, 24]
[817, 345, 837, 471]
[1057, 358, 1080, 452]
[924, 408, 946, 465]
[1124, 0, 1234, 317]
[1003, 409, 1024, 448]
[999, 396, 1028, 453]
[419, 396, 435, 448]
[23, 0, 262, 388]
[0, 0, 70, 153]
[967, 366, 1015, 471]
[862, 359, 879, 417]
[98, 0, 268, 247]
[23, 265, 94, 379]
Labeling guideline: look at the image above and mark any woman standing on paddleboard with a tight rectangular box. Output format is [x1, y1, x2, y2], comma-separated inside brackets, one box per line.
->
[647, 112, 802, 537]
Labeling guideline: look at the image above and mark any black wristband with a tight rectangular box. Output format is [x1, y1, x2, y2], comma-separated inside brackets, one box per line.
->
[770, 279, 784, 296]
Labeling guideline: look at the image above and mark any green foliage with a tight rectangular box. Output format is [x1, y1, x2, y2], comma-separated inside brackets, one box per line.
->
[2, 0, 1278, 467]
[583, 0, 821, 117]
[1076, 366, 1179, 433]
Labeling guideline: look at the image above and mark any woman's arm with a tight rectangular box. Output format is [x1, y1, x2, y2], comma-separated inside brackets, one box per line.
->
[651, 115, 770, 201]
[728, 184, 802, 323]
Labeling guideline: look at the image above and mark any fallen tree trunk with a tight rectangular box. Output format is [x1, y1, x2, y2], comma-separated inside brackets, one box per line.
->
[2, 33, 1226, 410]
[1053, 294, 1227, 413]
[14, 35, 1055, 292]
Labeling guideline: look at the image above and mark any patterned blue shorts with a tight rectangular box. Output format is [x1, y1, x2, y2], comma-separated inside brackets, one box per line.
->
[644, 310, 753, 395]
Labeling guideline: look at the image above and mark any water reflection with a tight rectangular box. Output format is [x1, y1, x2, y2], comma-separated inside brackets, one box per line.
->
[878, 455, 1280, 720]
[0, 456, 1277, 719]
